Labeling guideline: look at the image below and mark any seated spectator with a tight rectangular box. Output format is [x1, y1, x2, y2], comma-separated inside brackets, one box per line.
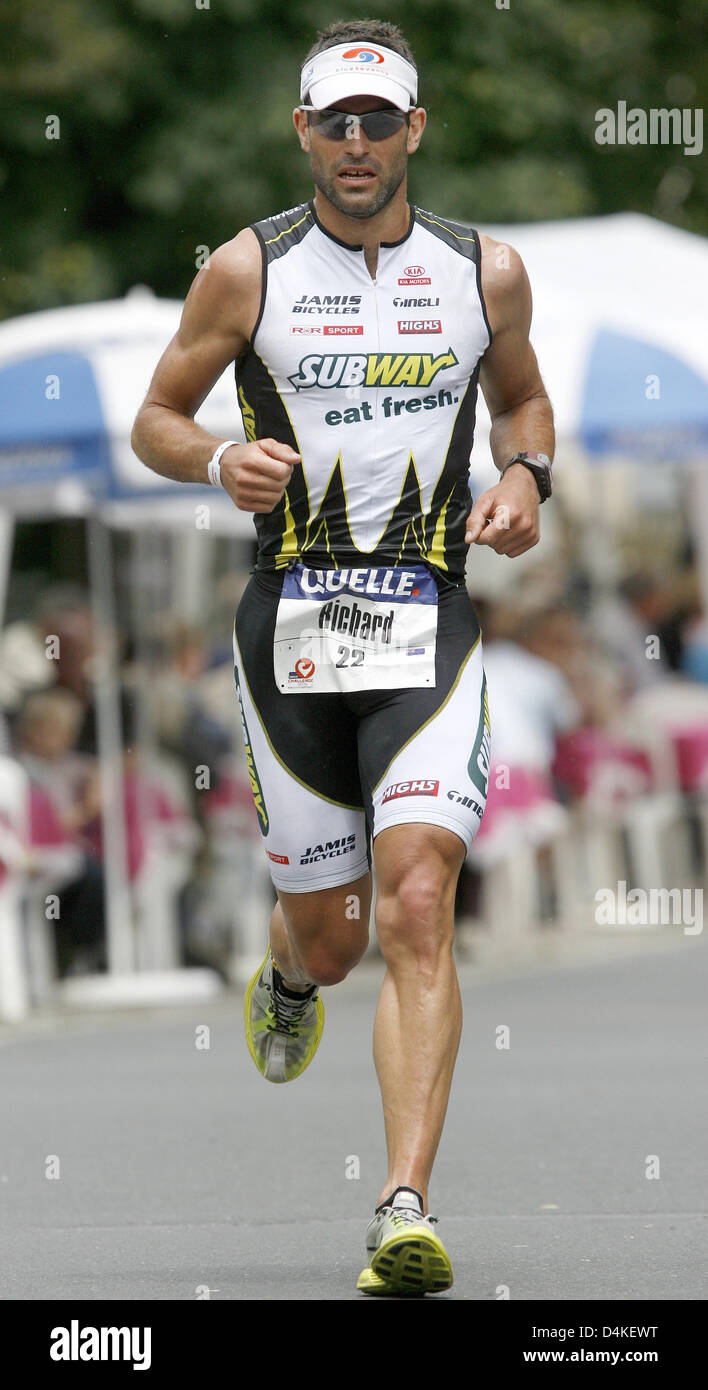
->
[681, 612, 708, 685]
[14, 688, 106, 974]
[143, 619, 234, 817]
[591, 572, 677, 695]
[0, 584, 92, 732]
[464, 601, 582, 877]
[520, 603, 622, 727]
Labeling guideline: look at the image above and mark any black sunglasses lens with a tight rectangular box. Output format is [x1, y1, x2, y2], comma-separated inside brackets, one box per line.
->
[362, 111, 407, 140]
[310, 109, 407, 141]
[311, 111, 349, 139]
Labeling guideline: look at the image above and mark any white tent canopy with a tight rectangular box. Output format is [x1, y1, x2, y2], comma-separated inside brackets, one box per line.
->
[470, 211, 708, 486]
[464, 213, 708, 603]
[0, 285, 249, 527]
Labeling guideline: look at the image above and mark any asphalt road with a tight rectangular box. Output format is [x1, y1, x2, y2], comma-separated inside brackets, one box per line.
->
[1, 936, 706, 1301]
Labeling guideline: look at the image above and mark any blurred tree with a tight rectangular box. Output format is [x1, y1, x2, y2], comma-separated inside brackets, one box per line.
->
[0, 0, 705, 318]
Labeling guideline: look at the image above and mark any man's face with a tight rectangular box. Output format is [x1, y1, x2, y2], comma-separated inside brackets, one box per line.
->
[294, 94, 425, 220]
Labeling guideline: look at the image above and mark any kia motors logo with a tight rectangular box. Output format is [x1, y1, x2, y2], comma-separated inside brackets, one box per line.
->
[381, 779, 440, 803]
[343, 47, 384, 62]
[294, 657, 315, 679]
[398, 265, 432, 285]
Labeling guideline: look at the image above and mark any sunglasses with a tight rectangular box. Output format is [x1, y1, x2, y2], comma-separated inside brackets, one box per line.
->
[300, 106, 413, 142]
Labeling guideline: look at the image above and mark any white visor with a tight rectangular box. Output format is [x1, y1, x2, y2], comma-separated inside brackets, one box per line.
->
[300, 41, 418, 113]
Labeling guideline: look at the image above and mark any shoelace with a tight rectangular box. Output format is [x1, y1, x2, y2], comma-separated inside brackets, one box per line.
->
[383, 1206, 438, 1228]
[267, 980, 316, 1036]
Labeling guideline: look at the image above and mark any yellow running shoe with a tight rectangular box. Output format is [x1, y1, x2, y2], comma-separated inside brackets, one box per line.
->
[357, 1188, 454, 1297]
[244, 950, 324, 1084]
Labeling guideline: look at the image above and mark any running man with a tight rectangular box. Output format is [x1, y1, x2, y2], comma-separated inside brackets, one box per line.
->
[132, 18, 554, 1297]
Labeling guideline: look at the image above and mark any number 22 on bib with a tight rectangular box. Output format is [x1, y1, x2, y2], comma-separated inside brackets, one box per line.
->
[273, 562, 438, 693]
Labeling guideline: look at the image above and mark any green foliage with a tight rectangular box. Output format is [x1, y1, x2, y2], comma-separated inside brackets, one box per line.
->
[0, 0, 705, 318]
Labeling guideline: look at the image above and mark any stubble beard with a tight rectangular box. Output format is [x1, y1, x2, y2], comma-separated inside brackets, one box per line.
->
[310, 148, 408, 220]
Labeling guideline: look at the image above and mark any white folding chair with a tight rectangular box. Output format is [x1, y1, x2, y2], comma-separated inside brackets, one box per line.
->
[0, 756, 30, 1020]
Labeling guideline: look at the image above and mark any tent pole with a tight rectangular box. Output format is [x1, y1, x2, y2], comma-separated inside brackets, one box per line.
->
[687, 466, 708, 620]
[173, 525, 211, 623]
[0, 508, 14, 624]
[87, 513, 134, 974]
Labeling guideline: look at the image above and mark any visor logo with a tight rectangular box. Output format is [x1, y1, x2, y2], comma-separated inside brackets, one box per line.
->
[342, 47, 385, 62]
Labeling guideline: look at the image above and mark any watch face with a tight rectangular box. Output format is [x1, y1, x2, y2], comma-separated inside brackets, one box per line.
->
[504, 454, 552, 499]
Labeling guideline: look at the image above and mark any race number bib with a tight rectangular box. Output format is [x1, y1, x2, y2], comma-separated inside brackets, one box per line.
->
[274, 562, 438, 693]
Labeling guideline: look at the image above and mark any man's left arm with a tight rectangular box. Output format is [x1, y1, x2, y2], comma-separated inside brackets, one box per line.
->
[465, 237, 555, 557]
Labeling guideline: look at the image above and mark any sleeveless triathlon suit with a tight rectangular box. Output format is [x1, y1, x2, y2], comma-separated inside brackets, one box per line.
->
[233, 200, 492, 891]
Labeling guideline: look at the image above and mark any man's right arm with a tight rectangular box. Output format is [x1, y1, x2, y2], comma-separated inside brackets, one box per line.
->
[131, 228, 300, 511]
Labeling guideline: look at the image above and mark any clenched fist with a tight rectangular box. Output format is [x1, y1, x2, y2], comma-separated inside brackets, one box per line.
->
[465, 462, 540, 558]
[220, 438, 301, 513]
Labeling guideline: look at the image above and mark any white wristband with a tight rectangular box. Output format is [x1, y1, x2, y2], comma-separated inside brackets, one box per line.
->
[207, 439, 239, 488]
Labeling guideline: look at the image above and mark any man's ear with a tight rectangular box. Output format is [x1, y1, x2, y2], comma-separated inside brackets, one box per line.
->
[293, 108, 311, 152]
[407, 108, 426, 154]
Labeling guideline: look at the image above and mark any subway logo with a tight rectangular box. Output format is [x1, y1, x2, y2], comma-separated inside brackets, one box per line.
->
[288, 349, 458, 391]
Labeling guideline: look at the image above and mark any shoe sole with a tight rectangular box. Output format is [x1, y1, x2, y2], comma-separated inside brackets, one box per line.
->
[364, 1228, 454, 1296]
[243, 950, 324, 1084]
[356, 1266, 396, 1296]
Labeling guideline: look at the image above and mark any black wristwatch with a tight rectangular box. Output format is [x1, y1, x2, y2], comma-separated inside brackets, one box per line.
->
[500, 451, 553, 502]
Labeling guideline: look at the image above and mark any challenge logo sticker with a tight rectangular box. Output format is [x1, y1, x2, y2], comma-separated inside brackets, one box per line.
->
[288, 349, 458, 391]
[294, 657, 315, 679]
[381, 779, 440, 803]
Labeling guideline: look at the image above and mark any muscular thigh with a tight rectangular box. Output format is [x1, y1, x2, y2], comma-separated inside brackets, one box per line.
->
[355, 582, 490, 853]
[277, 872, 372, 950]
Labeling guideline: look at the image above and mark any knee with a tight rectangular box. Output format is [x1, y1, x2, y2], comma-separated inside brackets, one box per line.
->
[304, 960, 350, 987]
[290, 917, 369, 987]
[298, 938, 367, 986]
[375, 868, 455, 968]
